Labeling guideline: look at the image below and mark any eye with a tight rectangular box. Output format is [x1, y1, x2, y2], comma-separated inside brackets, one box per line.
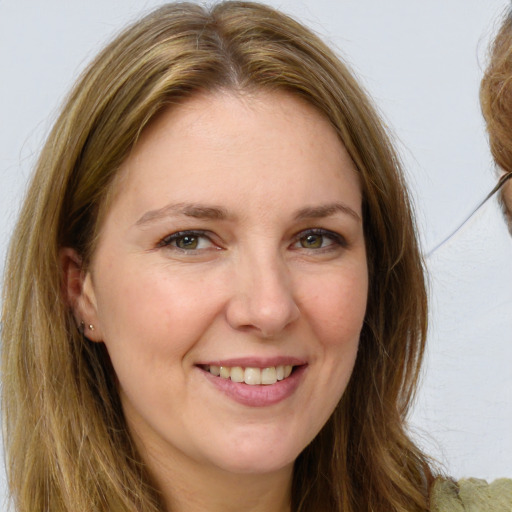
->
[293, 229, 346, 251]
[299, 233, 325, 249]
[158, 230, 216, 251]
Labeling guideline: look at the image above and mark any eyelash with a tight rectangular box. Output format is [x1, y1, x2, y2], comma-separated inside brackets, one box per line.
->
[157, 228, 347, 253]
[157, 230, 215, 251]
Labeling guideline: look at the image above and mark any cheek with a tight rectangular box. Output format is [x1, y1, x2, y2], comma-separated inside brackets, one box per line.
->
[93, 263, 224, 363]
[293, 267, 367, 441]
[300, 267, 368, 347]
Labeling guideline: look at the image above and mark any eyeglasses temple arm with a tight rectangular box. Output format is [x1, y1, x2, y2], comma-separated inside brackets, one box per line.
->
[425, 172, 512, 258]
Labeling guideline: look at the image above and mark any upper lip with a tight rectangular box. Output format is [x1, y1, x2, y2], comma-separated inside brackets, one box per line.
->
[196, 356, 307, 368]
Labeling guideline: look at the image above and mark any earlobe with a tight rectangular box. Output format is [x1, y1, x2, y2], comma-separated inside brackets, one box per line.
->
[79, 321, 98, 339]
[59, 247, 103, 342]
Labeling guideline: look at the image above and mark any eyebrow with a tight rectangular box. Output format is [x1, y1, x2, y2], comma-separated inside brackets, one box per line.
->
[135, 200, 361, 227]
[135, 203, 231, 226]
[294, 202, 361, 222]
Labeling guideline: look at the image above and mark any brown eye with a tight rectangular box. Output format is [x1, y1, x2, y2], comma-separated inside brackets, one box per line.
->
[300, 234, 324, 249]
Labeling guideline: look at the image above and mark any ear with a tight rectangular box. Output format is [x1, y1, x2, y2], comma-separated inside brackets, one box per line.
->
[60, 247, 103, 342]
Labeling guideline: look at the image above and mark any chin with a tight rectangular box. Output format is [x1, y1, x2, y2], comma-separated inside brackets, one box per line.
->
[206, 440, 300, 476]
[217, 456, 295, 476]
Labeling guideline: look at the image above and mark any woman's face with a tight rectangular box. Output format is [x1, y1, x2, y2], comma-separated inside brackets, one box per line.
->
[76, 91, 368, 478]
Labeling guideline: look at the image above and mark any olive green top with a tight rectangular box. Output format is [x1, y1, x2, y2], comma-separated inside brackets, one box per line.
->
[431, 478, 512, 511]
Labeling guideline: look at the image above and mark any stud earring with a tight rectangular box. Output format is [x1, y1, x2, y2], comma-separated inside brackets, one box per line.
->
[79, 321, 95, 333]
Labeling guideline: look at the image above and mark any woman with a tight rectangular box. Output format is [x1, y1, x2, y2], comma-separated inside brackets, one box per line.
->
[2, 2, 507, 511]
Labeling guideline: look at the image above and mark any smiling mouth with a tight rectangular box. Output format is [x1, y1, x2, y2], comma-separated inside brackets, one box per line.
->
[201, 364, 294, 385]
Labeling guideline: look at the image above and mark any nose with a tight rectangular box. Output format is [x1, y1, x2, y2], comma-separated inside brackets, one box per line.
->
[225, 252, 300, 338]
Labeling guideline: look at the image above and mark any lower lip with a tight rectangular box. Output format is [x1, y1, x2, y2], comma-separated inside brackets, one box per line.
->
[200, 366, 306, 407]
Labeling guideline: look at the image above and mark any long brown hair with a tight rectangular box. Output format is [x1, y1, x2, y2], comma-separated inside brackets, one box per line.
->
[2, 2, 432, 511]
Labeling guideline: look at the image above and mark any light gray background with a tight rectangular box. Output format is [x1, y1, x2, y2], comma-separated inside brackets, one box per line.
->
[1, 0, 511, 503]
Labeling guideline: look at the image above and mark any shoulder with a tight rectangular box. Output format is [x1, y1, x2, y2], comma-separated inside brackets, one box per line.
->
[430, 477, 512, 511]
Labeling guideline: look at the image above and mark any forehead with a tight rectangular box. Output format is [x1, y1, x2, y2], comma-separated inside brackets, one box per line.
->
[104, 90, 361, 225]
[129, 89, 343, 162]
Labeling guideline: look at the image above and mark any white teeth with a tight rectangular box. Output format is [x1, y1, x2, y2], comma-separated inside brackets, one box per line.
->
[230, 366, 244, 383]
[261, 367, 277, 385]
[209, 364, 295, 385]
[244, 367, 261, 385]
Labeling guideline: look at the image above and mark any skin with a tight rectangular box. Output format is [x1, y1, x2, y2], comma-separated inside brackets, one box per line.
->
[500, 175, 512, 232]
[64, 90, 368, 512]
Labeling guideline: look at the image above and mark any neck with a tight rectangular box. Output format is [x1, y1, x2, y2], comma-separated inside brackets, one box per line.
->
[141, 441, 293, 512]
